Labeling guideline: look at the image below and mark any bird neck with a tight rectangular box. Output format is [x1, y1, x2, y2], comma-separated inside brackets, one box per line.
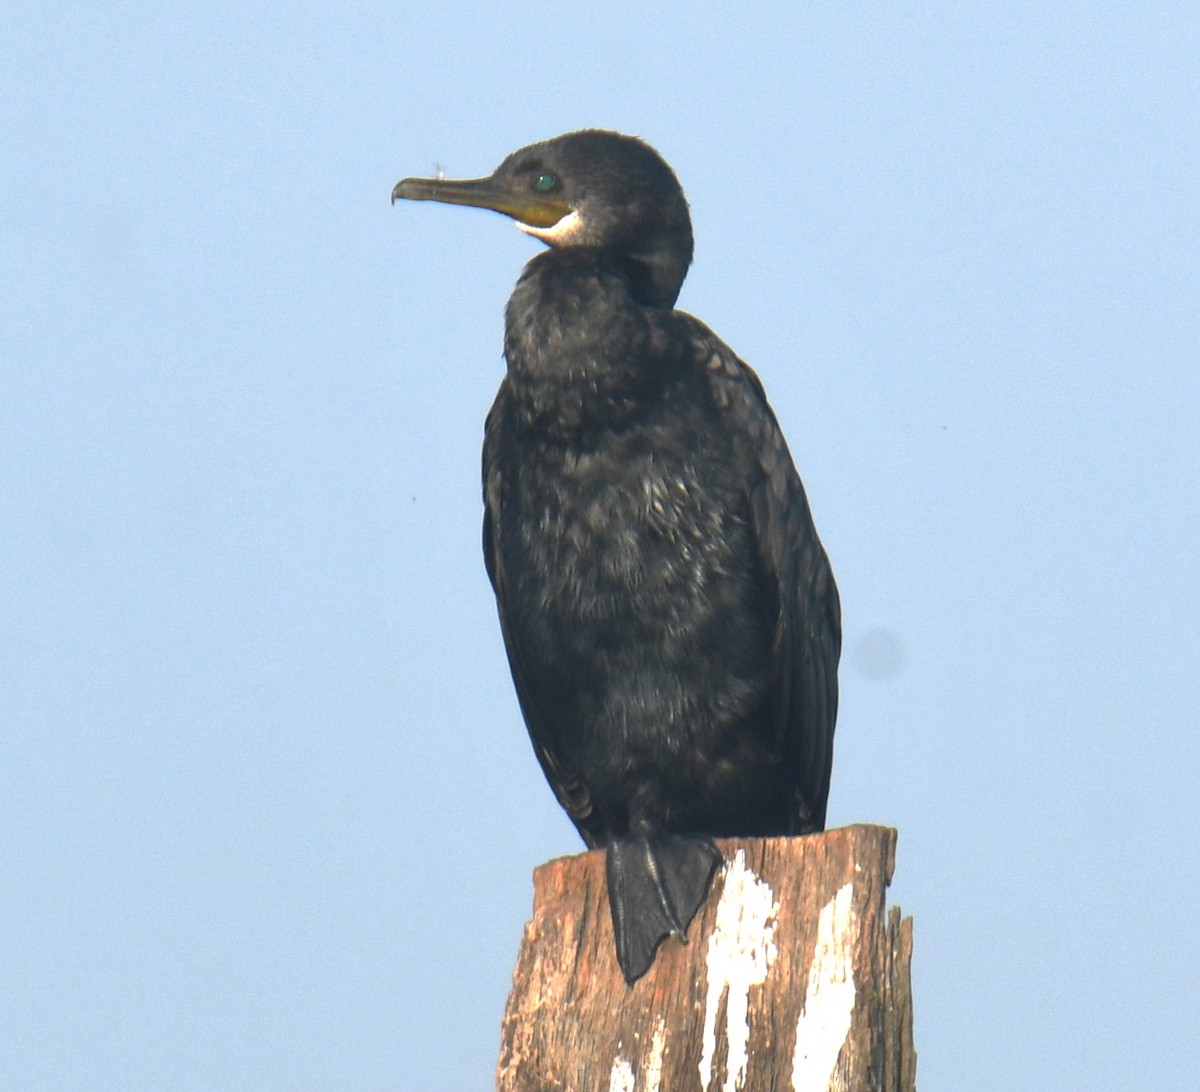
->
[502, 250, 682, 437]
[621, 239, 689, 309]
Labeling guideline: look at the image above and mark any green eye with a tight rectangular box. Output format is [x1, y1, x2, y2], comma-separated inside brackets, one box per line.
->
[533, 172, 557, 192]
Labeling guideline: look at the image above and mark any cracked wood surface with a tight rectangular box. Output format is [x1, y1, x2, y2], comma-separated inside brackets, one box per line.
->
[496, 824, 915, 1092]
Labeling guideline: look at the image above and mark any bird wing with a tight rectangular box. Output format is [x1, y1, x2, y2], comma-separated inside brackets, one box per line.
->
[678, 315, 842, 832]
[482, 383, 606, 848]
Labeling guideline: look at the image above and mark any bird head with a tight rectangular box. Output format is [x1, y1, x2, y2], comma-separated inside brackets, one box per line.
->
[392, 129, 694, 308]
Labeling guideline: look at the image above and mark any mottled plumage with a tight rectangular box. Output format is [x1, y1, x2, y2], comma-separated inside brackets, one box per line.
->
[393, 131, 840, 983]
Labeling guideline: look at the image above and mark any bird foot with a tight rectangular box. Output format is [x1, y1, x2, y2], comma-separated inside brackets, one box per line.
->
[605, 831, 721, 984]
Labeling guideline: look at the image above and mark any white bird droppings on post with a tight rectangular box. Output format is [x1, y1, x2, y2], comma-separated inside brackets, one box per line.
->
[699, 850, 779, 1092]
[609, 1053, 636, 1092]
[644, 1018, 666, 1092]
[791, 882, 857, 1091]
[608, 1016, 667, 1092]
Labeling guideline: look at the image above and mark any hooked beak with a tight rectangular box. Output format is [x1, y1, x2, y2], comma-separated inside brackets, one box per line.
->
[391, 173, 571, 229]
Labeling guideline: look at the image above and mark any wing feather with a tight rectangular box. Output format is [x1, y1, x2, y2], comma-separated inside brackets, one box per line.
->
[678, 316, 842, 832]
[482, 384, 606, 847]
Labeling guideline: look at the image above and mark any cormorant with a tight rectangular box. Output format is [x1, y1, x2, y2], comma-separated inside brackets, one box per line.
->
[392, 130, 840, 984]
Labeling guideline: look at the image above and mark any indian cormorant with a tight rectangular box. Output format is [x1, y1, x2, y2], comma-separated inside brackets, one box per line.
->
[392, 130, 840, 984]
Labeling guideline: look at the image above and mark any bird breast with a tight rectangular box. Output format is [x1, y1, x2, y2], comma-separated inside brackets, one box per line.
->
[519, 446, 725, 614]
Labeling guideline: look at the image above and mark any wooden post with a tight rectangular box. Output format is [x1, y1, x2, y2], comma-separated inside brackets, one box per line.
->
[496, 824, 914, 1092]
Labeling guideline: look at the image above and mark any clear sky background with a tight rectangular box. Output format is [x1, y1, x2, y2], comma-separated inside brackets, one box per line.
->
[3, 3, 1197, 1089]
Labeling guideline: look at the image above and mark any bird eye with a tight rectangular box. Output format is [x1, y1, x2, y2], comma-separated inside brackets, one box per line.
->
[533, 172, 557, 192]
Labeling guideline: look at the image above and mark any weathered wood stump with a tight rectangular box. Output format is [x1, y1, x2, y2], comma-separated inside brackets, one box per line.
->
[496, 824, 914, 1091]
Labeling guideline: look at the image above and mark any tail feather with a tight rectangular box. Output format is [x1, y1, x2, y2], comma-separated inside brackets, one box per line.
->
[605, 831, 721, 984]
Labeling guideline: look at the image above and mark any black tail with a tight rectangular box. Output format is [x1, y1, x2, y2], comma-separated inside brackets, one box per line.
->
[604, 828, 722, 984]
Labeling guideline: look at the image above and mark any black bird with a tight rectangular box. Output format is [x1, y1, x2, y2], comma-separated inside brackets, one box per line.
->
[392, 130, 840, 983]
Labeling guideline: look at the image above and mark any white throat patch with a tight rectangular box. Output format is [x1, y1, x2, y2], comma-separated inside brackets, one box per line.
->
[517, 208, 585, 244]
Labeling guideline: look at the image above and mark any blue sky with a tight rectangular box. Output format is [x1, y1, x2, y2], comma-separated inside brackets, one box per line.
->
[3, 3, 1198, 1088]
